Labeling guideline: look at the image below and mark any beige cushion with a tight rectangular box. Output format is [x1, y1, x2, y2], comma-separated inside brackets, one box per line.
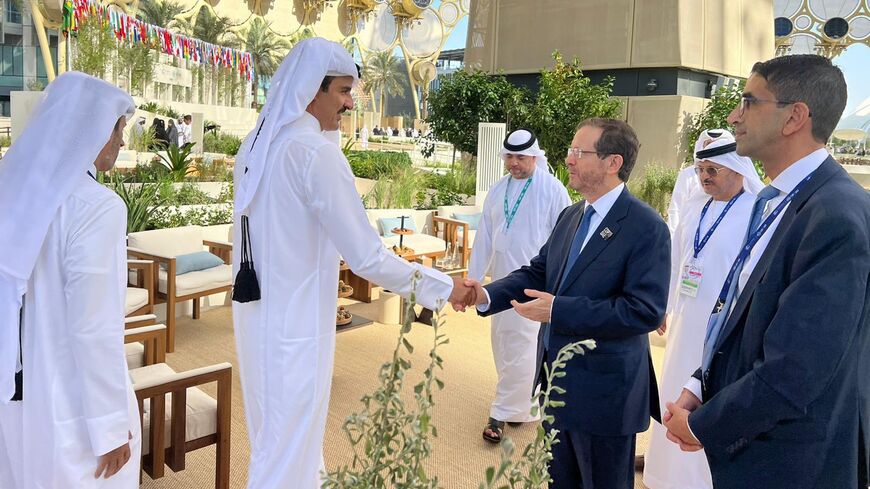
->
[380, 234, 446, 256]
[125, 343, 145, 370]
[129, 363, 218, 455]
[128, 226, 204, 259]
[158, 264, 232, 296]
[437, 204, 482, 218]
[125, 287, 149, 315]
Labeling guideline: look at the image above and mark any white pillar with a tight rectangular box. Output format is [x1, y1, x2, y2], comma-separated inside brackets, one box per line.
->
[475, 122, 507, 204]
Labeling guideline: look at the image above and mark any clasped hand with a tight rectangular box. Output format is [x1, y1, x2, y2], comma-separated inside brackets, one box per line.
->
[448, 277, 486, 311]
[447, 278, 555, 323]
[662, 389, 704, 452]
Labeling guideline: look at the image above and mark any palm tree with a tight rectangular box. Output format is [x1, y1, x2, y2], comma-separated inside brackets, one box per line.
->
[362, 51, 406, 118]
[136, 0, 184, 29]
[176, 8, 234, 45]
[237, 18, 291, 104]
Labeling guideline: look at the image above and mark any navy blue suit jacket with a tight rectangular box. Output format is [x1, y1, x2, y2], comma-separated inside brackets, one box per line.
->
[480, 187, 671, 436]
[688, 157, 870, 489]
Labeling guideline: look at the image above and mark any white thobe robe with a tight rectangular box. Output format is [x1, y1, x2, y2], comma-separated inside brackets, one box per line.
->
[644, 192, 754, 489]
[179, 123, 191, 145]
[468, 170, 570, 422]
[0, 174, 141, 488]
[667, 166, 703, 234]
[232, 112, 453, 489]
[360, 127, 369, 150]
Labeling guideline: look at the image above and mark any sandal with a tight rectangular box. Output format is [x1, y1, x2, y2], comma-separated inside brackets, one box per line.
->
[482, 417, 505, 444]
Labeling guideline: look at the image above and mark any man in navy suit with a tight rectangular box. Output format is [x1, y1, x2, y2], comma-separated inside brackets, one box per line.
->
[663, 55, 870, 489]
[464, 118, 671, 489]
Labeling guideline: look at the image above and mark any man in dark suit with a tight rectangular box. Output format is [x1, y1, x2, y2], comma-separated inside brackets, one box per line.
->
[464, 118, 671, 489]
[663, 55, 870, 489]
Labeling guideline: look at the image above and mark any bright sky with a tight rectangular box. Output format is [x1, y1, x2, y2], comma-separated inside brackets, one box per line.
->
[440, 13, 869, 117]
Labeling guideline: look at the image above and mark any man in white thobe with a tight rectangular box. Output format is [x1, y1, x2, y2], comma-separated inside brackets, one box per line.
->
[231, 38, 472, 489]
[0, 72, 140, 488]
[666, 130, 731, 235]
[468, 129, 570, 443]
[360, 125, 369, 150]
[180, 115, 192, 145]
[644, 132, 763, 489]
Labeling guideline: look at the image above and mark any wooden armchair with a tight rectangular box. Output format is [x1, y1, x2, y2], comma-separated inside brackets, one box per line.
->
[125, 321, 232, 488]
[126, 259, 155, 317]
[124, 323, 167, 369]
[127, 226, 233, 353]
[130, 362, 232, 489]
[432, 215, 470, 271]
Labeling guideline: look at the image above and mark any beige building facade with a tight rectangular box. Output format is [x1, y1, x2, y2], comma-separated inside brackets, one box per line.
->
[465, 0, 775, 170]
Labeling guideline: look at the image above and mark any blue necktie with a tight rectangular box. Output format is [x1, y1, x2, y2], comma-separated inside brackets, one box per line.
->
[560, 206, 597, 289]
[545, 206, 596, 350]
[701, 185, 780, 372]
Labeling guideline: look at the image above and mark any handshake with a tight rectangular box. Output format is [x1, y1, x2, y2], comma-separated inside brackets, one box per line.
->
[448, 277, 487, 312]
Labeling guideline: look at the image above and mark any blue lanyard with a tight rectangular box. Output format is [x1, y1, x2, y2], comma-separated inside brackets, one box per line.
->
[713, 173, 814, 313]
[503, 177, 533, 230]
[693, 189, 744, 258]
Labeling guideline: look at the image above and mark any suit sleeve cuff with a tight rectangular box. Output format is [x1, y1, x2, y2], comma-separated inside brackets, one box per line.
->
[683, 377, 703, 401]
[476, 287, 492, 313]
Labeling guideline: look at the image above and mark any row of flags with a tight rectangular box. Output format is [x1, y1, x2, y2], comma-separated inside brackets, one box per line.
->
[62, 0, 254, 82]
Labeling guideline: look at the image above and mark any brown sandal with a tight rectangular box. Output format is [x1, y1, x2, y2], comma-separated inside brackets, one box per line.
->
[483, 417, 505, 444]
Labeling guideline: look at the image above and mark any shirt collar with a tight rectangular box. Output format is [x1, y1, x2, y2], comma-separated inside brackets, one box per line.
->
[770, 148, 828, 194]
[585, 182, 625, 219]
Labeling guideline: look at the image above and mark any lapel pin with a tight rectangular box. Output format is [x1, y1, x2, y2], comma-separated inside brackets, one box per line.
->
[600, 227, 613, 240]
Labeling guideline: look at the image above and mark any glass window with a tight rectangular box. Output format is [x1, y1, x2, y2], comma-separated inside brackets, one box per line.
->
[6, 1, 21, 24]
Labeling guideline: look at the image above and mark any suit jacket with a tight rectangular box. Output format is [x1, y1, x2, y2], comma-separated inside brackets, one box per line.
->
[481, 187, 670, 436]
[689, 157, 870, 489]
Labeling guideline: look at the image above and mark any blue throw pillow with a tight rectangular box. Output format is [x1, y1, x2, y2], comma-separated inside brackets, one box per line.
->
[378, 217, 417, 237]
[167, 251, 225, 275]
[453, 213, 482, 231]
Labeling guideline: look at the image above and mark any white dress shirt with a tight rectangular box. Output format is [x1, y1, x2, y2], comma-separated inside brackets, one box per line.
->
[683, 148, 830, 433]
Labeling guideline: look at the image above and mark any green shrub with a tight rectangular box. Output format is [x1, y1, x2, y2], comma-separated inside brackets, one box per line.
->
[0, 135, 11, 148]
[167, 182, 214, 205]
[148, 204, 233, 229]
[106, 174, 168, 233]
[128, 126, 157, 152]
[203, 131, 243, 156]
[138, 102, 160, 113]
[365, 166, 425, 209]
[630, 164, 679, 218]
[347, 150, 412, 179]
[194, 157, 234, 182]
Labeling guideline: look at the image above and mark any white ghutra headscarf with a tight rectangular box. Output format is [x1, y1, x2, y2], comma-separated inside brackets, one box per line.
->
[499, 129, 551, 173]
[233, 37, 359, 215]
[0, 72, 135, 402]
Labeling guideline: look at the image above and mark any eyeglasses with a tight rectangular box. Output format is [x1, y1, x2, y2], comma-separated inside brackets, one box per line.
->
[737, 95, 810, 117]
[566, 148, 606, 160]
[694, 166, 728, 177]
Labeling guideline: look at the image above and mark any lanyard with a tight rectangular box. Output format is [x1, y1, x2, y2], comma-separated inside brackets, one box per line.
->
[713, 173, 814, 313]
[693, 189, 744, 258]
[503, 177, 533, 230]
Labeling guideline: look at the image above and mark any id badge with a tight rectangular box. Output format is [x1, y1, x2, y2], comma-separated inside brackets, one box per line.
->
[680, 259, 703, 297]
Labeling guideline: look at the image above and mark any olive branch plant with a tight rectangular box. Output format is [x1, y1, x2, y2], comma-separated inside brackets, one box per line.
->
[323, 271, 596, 489]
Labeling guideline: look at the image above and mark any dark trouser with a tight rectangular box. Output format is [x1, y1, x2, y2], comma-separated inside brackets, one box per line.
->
[860, 420, 868, 489]
[548, 429, 636, 489]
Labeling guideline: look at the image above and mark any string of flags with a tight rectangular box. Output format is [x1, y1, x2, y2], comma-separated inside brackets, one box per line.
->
[63, 0, 254, 82]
